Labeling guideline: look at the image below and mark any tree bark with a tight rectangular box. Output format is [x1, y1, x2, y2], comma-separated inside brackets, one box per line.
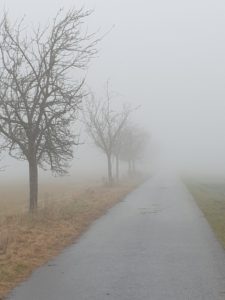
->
[28, 157, 38, 212]
[107, 153, 113, 185]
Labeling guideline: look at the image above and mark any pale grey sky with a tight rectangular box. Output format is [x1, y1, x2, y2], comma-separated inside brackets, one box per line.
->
[1, 0, 225, 180]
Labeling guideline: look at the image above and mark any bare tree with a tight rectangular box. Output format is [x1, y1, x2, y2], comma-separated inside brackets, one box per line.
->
[0, 9, 97, 212]
[84, 85, 131, 185]
[119, 124, 150, 175]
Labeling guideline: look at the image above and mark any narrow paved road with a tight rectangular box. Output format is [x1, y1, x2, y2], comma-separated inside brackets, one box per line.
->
[8, 178, 225, 300]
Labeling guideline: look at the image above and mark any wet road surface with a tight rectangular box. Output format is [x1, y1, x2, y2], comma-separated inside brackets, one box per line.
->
[8, 178, 225, 299]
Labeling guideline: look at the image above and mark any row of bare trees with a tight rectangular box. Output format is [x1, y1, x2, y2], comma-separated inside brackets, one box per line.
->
[114, 124, 150, 179]
[0, 9, 150, 212]
[84, 84, 150, 184]
[84, 84, 130, 185]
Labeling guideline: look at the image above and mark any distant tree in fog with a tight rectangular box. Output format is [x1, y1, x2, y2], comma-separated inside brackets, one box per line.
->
[119, 125, 150, 175]
[112, 129, 124, 182]
[0, 9, 97, 212]
[84, 84, 131, 185]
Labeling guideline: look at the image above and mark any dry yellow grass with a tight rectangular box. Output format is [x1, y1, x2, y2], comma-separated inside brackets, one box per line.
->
[0, 180, 101, 217]
[0, 180, 140, 299]
[187, 182, 225, 250]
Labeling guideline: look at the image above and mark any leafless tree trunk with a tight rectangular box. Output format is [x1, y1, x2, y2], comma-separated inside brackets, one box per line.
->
[29, 156, 38, 211]
[107, 153, 113, 184]
[132, 160, 136, 173]
[116, 154, 120, 182]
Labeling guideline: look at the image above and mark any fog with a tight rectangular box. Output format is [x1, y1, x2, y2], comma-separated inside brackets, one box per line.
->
[1, 0, 225, 182]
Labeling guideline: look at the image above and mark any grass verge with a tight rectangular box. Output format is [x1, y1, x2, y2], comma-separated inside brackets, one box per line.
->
[187, 182, 225, 249]
[0, 180, 140, 299]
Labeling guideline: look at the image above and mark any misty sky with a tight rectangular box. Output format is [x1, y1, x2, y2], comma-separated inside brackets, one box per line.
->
[1, 0, 225, 180]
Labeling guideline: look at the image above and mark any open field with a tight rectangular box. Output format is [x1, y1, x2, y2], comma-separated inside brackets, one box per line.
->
[0, 179, 141, 299]
[187, 181, 225, 250]
[0, 176, 110, 217]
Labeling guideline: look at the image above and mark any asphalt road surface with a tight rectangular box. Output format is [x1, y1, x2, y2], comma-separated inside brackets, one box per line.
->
[8, 178, 225, 300]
